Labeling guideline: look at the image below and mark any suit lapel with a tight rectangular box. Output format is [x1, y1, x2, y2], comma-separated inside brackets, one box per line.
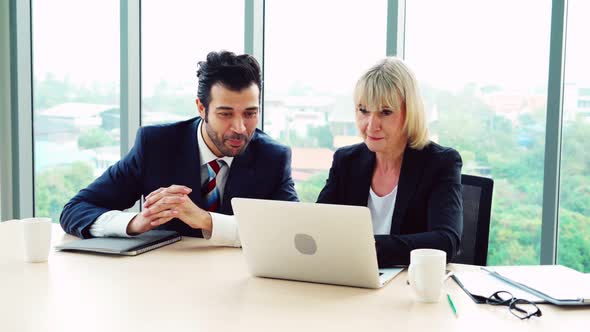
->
[220, 134, 257, 214]
[391, 146, 426, 234]
[350, 145, 375, 206]
[184, 118, 203, 207]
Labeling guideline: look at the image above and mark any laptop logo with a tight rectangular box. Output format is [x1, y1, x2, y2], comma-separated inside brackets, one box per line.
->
[294, 233, 317, 255]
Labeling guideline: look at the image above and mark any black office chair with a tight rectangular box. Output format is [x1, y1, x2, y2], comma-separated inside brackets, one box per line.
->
[452, 174, 494, 266]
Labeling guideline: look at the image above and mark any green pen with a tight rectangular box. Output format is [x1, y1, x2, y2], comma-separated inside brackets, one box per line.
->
[447, 293, 458, 317]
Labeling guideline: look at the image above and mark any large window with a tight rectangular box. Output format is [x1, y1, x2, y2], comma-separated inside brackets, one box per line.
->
[142, 1, 244, 126]
[7, 1, 588, 270]
[32, 0, 120, 223]
[264, 0, 387, 202]
[558, 0, 590, 272]
[405, 0, 551, 265]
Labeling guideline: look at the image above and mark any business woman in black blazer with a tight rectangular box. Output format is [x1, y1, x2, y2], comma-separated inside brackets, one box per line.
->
[317, 57, 463, 267]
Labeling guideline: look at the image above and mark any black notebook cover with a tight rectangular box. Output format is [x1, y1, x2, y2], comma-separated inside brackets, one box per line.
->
[55, 230, 181, 256]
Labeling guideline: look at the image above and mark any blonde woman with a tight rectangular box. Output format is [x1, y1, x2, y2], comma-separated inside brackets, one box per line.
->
[317, 57, 463, 267]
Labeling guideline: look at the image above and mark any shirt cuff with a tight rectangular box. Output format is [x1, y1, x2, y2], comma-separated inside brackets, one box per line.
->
[89, 211, 138, 238]
[202, 213, 240, 247]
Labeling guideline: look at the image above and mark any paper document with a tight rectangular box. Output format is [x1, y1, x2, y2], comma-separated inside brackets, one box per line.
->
[485, 265, 590, 303]
[453, 270, 544, 303]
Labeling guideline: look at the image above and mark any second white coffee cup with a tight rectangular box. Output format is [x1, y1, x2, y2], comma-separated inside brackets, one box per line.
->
[21, 217, 52, 263]
[408, 248, 450, 303]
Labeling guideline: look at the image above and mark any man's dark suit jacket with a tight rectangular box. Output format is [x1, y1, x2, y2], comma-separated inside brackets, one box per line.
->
[60, 117, 299, 239]
[317, 142, 463, 267]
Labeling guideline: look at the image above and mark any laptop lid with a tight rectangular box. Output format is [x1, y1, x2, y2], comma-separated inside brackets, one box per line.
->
[232, 198, 400, 289]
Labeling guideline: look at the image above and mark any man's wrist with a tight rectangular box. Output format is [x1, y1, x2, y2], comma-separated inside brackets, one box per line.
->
[126, 215, 147, 235]
[200, 212, 213, 232]
[90, 211, 138, 238]
[202, 214, 239, 247]
[126, 216, 138, 235]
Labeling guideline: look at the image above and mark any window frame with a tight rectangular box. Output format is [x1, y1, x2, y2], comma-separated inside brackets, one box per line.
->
[1, 0, 571, 265]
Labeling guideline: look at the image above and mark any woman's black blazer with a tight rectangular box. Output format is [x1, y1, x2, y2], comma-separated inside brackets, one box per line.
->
[317, 141, 463, 267]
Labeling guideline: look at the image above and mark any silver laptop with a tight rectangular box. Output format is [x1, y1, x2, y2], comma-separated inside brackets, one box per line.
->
[231, 198, 403, 289]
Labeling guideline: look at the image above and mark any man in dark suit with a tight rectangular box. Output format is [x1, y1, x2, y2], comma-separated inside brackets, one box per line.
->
[60, 51, 298, 246]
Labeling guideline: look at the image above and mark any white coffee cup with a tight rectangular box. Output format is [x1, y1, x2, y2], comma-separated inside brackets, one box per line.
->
[21, 217, 52, 263]
[408, 248, 451, 303]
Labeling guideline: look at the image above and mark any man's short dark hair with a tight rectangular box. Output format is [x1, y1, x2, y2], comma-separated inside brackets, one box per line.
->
[196, 51, 262, 116]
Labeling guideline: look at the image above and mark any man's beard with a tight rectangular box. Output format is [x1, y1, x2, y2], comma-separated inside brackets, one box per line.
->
[205, 125, 251, 157]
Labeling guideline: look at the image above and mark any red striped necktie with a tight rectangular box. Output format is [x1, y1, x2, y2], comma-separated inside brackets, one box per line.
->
[201, 159, 224, 212]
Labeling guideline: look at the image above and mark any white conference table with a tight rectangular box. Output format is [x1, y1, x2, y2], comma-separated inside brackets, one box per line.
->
[0, 221, 587, 332]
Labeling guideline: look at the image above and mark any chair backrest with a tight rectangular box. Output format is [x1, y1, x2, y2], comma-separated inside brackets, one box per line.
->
[452, 174, 494, 266]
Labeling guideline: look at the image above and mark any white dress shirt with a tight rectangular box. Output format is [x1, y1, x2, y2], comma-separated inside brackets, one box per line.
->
[89, 121, 241, 247]
[367, 186, 397, 235]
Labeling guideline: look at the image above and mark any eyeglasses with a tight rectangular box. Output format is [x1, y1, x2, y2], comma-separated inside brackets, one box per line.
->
[485, 291, 543, 320]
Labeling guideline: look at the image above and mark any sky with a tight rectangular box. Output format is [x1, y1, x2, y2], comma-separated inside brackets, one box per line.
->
[32, 0, 590, 97]
[406, 0, 590, 89]
[405, 0, 550, 90]
[264, 0, 387, 96]
[32, 0, 120, 84]
[140, 0, 244, 95]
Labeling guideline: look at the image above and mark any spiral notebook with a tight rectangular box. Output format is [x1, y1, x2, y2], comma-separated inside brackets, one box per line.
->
[453, 265, 590, 306]
[55, 230, 181, 256]
[482, 265, 590, 306]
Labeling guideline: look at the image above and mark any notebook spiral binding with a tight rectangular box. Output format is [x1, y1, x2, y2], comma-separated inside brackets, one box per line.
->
[135, 236, 181, 255]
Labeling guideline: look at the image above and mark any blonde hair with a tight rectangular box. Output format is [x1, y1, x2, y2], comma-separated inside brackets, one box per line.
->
[353, 57, 429, 150]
